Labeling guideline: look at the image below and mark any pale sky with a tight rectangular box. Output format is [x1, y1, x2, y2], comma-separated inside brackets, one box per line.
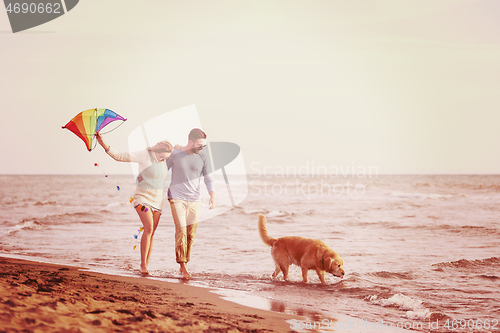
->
[1, 0, 499, 175]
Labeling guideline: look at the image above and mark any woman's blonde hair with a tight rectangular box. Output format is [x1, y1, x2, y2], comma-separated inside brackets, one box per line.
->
[147, 141, 173, 153]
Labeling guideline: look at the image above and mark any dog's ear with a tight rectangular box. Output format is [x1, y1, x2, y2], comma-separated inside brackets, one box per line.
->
[317, 246, 329, 268]
[329, 259, 338, 271]
[323, 257, 333, 271]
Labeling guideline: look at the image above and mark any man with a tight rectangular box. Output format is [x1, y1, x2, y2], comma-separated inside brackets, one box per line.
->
[167, 128, 215, 279]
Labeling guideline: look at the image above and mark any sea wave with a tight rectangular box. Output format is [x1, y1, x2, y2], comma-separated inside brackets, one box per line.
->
[432, 257, 500, 270]
[242, 209, 293, 218]
[9, 211, 103, 228]
[264, 210, 291, 218]
[100, 202, 130, 212]
[368, 271, 415, 280]
[475, 274, 499, 280]
[33, 201, 57, 206]
[426, 224, 500, 236]
[389, 191, 457, 200]
[243, 209, 267, 215]
[38, 211, 101, 225]
[5, 219, 45, 236]
[367, 294, 431, 320]
[475, 183, 500, 191]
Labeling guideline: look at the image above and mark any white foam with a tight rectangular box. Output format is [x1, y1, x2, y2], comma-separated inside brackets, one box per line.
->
[5, 220, 44, 236]
[265, 210, 288, 218]
[243, 209, 265, 215]
[368, 294, 431, 320]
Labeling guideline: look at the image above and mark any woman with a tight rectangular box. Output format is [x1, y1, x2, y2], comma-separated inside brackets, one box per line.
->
[96, 132, 173, 275]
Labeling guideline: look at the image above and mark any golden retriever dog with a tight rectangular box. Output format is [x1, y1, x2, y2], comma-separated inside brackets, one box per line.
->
[258, 214, 344, 283]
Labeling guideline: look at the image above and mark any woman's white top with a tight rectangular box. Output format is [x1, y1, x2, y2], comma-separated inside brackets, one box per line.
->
[106, 147, 167, 210]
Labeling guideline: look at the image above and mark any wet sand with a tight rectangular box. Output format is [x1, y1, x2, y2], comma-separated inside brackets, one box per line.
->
[0, 256, 295, 332]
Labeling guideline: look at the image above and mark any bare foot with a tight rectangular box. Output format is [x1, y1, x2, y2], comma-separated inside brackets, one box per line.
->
[179, 263, 191, 279]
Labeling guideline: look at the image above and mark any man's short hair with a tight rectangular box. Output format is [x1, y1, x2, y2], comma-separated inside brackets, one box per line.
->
[188, 128, 207, 142]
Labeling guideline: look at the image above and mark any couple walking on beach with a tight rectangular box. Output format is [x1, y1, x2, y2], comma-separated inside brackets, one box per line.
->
[96, 128, 215, 279]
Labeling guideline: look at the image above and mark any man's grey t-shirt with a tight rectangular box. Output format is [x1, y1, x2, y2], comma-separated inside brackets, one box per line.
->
[166, 148, 215, 201]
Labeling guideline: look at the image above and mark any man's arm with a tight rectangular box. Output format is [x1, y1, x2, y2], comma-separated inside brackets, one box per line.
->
[208, 191, 215, 210]
[201, 153, 216, 209]
[204, 174, 215, 210]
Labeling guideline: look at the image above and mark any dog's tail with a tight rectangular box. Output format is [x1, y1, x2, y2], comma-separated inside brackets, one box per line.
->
[258, 214, 276, 247]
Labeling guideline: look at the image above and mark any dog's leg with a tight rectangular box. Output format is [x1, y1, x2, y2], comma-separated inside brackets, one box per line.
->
[316, 269, 326, 284]
[272, 247, 290, 281]
[280, 263, 290, 281]
[300, 267, 310, 283]
[272, 264, 281, 279]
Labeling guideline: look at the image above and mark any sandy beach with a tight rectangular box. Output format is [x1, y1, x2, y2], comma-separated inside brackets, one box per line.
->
[0, 256, 295, 333]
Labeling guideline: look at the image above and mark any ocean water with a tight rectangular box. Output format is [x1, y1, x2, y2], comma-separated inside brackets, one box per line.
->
[1, 174, 499, 332]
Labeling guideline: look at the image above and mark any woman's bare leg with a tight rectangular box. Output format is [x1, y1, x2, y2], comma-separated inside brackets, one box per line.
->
[136, 207, 154, 274]
[145, 211, 161, 268]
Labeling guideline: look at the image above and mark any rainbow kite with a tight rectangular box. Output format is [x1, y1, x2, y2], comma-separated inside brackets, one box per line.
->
[62, 108, 126, 151]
